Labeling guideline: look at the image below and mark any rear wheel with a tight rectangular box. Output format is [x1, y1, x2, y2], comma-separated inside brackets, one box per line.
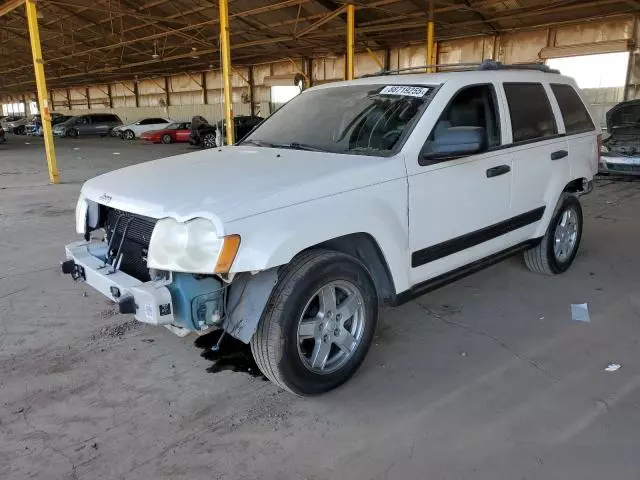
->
[161, 134, 172, 144]
[524, 194, 583, 275]
[122, 129, 135, 140]
[250, 250, 378, 396]
[202, 133, 216, 148]
[15, 126, 25, 135]
[67, 128, 78, 138]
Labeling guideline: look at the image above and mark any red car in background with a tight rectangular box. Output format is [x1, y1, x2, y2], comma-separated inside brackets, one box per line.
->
[140, 121, 191, 144]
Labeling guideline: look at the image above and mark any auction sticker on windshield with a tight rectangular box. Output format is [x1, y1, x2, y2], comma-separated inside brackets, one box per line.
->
[379, 85, 430, 97]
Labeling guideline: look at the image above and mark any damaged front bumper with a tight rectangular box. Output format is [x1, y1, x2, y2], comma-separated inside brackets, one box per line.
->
[63, 240, 179, 327]
[62, 240, 278, 342]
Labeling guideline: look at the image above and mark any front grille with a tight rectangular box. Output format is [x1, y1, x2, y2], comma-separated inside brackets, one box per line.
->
[104, 208, 157, 281]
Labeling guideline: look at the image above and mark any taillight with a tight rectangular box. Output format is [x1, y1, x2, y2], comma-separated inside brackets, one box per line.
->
[597, 133, 603, 165]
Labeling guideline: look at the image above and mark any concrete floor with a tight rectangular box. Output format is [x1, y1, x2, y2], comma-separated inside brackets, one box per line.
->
[2, 136, 640, 480]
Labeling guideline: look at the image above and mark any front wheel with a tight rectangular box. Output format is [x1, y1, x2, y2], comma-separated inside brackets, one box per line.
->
[161, 134, 172, 144]
[524, 194, 583, 275]
[67, 128, 78, 138]
[251, 250, 378, 396]
[202, 133, 216, 148]
[122, 129, 135, 140]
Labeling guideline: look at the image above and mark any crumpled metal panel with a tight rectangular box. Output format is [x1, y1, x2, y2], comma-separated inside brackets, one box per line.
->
[223, 269, 279, 344]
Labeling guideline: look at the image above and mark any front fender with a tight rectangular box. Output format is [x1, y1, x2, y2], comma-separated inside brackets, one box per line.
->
[227, 177, 411, 293]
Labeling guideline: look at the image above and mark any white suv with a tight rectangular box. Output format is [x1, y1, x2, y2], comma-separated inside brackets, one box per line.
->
[63, 63, 599, 395]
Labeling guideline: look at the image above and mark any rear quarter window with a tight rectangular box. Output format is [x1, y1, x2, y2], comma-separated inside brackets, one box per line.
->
[550, 84, 595, 134]
[503, 82, 558, 143]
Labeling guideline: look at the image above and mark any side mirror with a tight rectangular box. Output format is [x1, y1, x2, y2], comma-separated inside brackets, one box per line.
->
[135, 121, 141, 125]
[421, 126, 488, 163]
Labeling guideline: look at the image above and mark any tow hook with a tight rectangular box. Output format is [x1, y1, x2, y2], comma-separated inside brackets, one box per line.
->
[61, 260, 85, 281]
[118, 296, 137, 314]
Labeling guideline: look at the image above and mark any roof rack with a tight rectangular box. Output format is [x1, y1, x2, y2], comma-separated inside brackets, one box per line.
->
[358, 60, 560, 78]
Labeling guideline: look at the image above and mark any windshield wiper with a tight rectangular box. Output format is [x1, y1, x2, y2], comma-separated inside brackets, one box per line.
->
[241, 139, 273, 147]
[242, 139, 326, 152]
[269, 142, 326, 152]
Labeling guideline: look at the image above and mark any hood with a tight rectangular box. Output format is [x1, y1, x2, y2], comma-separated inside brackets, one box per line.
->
[82, 146, 403, 226]
[606, 100, 640, 136]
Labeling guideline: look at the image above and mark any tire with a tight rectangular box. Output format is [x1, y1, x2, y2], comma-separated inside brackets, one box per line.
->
[202, 133, 216, 148]
[250, 250, 378, 396]
[524, 194, 583, 275]
[15, 126, 25, 135]
[161, 134, 172, 144]
[67, 128, 78, 138]
[122, 129, 135, 140]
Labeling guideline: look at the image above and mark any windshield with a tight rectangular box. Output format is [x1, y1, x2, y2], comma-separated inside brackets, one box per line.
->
[242, 84, 434, 156]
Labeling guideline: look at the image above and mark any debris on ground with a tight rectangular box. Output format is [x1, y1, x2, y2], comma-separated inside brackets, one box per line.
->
[604, 363, 621, 372]
[571, 303, 591, 322]
[90, 319, 139, 340]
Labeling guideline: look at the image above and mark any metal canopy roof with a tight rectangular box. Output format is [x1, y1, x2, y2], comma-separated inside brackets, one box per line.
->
[0, 0, 636, 92]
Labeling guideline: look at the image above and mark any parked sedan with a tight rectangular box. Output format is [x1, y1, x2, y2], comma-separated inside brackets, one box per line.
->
[189, 115, 263, 148]
[114, 117, 174, 140]
[4, 116, 29, 135]
[53, 114, 123, 137]
[140, 122, 191, 144]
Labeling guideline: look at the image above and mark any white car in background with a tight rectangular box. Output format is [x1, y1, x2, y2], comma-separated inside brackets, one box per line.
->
[63, 62, 599, 396]
[113, 117, 174, 140]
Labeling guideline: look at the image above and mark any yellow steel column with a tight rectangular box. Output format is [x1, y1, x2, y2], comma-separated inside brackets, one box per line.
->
[219, 0, 234, 145]
[426, 0, 435, 73]
[25, 0, 59, 184]
[346, 4, 355, 80]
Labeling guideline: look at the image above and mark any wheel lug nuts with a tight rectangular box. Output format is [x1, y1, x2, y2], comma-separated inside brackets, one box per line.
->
[326, 311, 332, 318]
[334, 329, 340, 336]
[323, 335, 329, 343]
[336, 314, 342, 321]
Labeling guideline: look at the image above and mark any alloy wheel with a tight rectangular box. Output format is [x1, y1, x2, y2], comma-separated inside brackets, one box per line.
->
[296, 280, 366, 374]
[553, 207, 579, 262]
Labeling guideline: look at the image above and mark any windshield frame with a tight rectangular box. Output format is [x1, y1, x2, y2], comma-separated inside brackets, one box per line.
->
[240, 82, 441, 157]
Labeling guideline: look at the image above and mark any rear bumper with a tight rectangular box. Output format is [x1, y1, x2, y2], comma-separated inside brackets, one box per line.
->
[599, 154, 640, 175]
[63, 241, 175, 326]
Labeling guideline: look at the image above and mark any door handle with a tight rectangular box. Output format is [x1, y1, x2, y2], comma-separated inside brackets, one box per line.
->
[551, 150, 568, 160]
[486, 164, 511, 178]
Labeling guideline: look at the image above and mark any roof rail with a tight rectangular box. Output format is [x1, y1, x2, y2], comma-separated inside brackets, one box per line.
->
[477, 60, 560, 73]
[357, 60, 559, 78]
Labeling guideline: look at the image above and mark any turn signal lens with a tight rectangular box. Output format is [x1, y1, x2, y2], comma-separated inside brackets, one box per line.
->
[215, 235, 241, 273]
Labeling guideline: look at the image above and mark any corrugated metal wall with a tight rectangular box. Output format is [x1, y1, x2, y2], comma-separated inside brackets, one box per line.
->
[3, 17, 634, 125]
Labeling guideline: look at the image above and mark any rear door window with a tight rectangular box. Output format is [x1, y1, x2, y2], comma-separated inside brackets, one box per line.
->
[550, 84, 595, 134]
[503, 83, 557, 143]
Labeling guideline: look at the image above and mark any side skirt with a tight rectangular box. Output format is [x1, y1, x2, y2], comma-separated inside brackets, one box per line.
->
[391, 238, 542, 306]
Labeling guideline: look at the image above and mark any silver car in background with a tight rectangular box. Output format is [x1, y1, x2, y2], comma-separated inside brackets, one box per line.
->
[53, 113, 123, 138]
